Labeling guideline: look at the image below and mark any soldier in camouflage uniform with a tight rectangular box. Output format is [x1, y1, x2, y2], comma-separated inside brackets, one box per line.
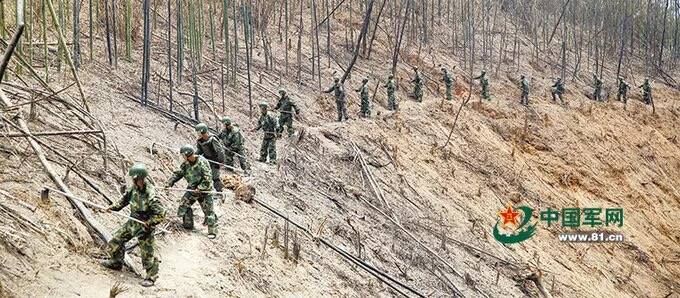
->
[473, 70, 490, 100]
[384, 74, 398, 110]
[101, 163, 166, 287]
[252, 102, 278, 163]
[592, 74, 603, 101]
[355, 78, 371, 117]
[166, 145, 218, 239]
[195, 123, 225, 194]
[323, 77, 349, 122]
[219, 116, 251, 175]
[639, 78, 653, 105]
[411, 66, 423, 102]
[617, 77, 630, 103]
[551, 78, 565, 103]
[274, 89, 301, 137]
[442, 67, 455, 101]
[519, 75, 529, 106]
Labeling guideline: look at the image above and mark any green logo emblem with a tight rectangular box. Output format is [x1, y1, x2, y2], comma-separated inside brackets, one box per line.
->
[493, 204, 537, 244]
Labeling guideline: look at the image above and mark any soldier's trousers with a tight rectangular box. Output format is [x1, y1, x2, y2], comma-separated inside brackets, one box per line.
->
[107, 220, 159, 281]
[278, 115, 294, 136]
[593, 89, 601, 101]
[617, 91, 627, 103]
[336, 100, 348, 121]
[481, 87, 490, 100]
[259, 137, 276, 162]
[414, 86, 423, 102]
[520, 92, 529, 105]
[445, 86, 453, 101]
[643, 94, 652, 105]
[388, 94, 397, 110]
[225, 149, 250, 172]
[552, 91, 562, 103]
[360, 98, 371, 117]
[177, 192, 217, 234]
[209, 164, 223, 192]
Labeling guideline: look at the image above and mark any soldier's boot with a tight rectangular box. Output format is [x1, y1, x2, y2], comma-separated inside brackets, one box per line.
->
[140, 279, 155, 287]
[182, 209, 194, 230]
[100, 259, 123, 271]
[208, 225, 217, 239]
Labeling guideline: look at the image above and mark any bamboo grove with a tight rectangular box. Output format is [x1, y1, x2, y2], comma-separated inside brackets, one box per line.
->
[0, 0, 677, 122]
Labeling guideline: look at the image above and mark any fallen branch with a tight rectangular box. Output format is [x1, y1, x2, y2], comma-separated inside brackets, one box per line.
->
[0, 89, 141, 276]
[1, 129, 103, 138]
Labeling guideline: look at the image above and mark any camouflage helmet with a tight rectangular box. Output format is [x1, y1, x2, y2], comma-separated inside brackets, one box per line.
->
[334, 77, 340, 82]
[388, 74, 394, 79]
[259, 101, 269, 108]
[362, 77, 369, 83]
[481, 70, 487, 75]
[195, 123, 209, 134]
[278, 88, 286, 95]
[221, 116, 232, 125]
[413, 66, 419, 70]
[128, 163, 148, 179]
[520, 75, 525, 79]
[441, 67, 447, 72]
[180, 144, 195, 156]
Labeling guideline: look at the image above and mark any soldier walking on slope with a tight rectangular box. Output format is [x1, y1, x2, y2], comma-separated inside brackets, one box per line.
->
[355, 78, 371, 117]
[252, 102, 278, 164]
[473, 70, 490, 100]
[441, 67, 455, 101]
[218, 117, 251, 176]
[166, 145, 218, 239]
[385, 74, 398, 110]
[592, 74, 603, 101]
[551, 78, 565, 103]
[519, 75, 530, 106]
[411, 66, 423, 102]
[639, 78, 653, 105]
[101, 163, 166, 287]
[195, 123, 225, 196]
[274, 89, 301, 137]
[323, 77, 349, 122]
[617, 77, 630, 104]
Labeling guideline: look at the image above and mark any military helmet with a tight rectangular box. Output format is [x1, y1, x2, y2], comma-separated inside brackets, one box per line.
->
[362, 78, 369, 83]
[334, 77, 340, 82]
[128, 163, 148, 179]
[413, 66, 419, 70]
[221, 116, 232, 125]
[180, 144, 195, 156]
[481, 70, 487, 74]
[278, 88, 286, 95]
[520, 75, 525, 79]
[388, 74, 394, 79]
[195, 123, 209, 134]
[259, 101, 269, 108]
[441, 67, 447, 72]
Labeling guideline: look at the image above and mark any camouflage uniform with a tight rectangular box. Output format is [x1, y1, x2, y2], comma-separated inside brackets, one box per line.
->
[442, 68, 454, 101]
[473, 71, 490, 100]
[617, 78, 630, 103]
[519, 76, 529, 106]
[275, 92, 300, 136]
[384, 76, 398, 110]
[196, 134, 225, 193]
[106, 178, 166, 282]
[324, 79, 348, 122]
[167, 155, 218, 236]
[411, 69, 423, 102]
[551, 78, 565, 103]
[639, 79, 652, 105]
[592, 75, 603, 101]
[255, 109, 278, 162]
[219, 125, 251, 173]
[355, 79, 371, 117]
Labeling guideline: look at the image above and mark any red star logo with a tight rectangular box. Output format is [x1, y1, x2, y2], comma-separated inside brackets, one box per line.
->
[498, 204, 520, 228]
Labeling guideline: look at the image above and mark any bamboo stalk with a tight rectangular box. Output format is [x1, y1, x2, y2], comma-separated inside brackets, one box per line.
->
[45, 0, 88, 111]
